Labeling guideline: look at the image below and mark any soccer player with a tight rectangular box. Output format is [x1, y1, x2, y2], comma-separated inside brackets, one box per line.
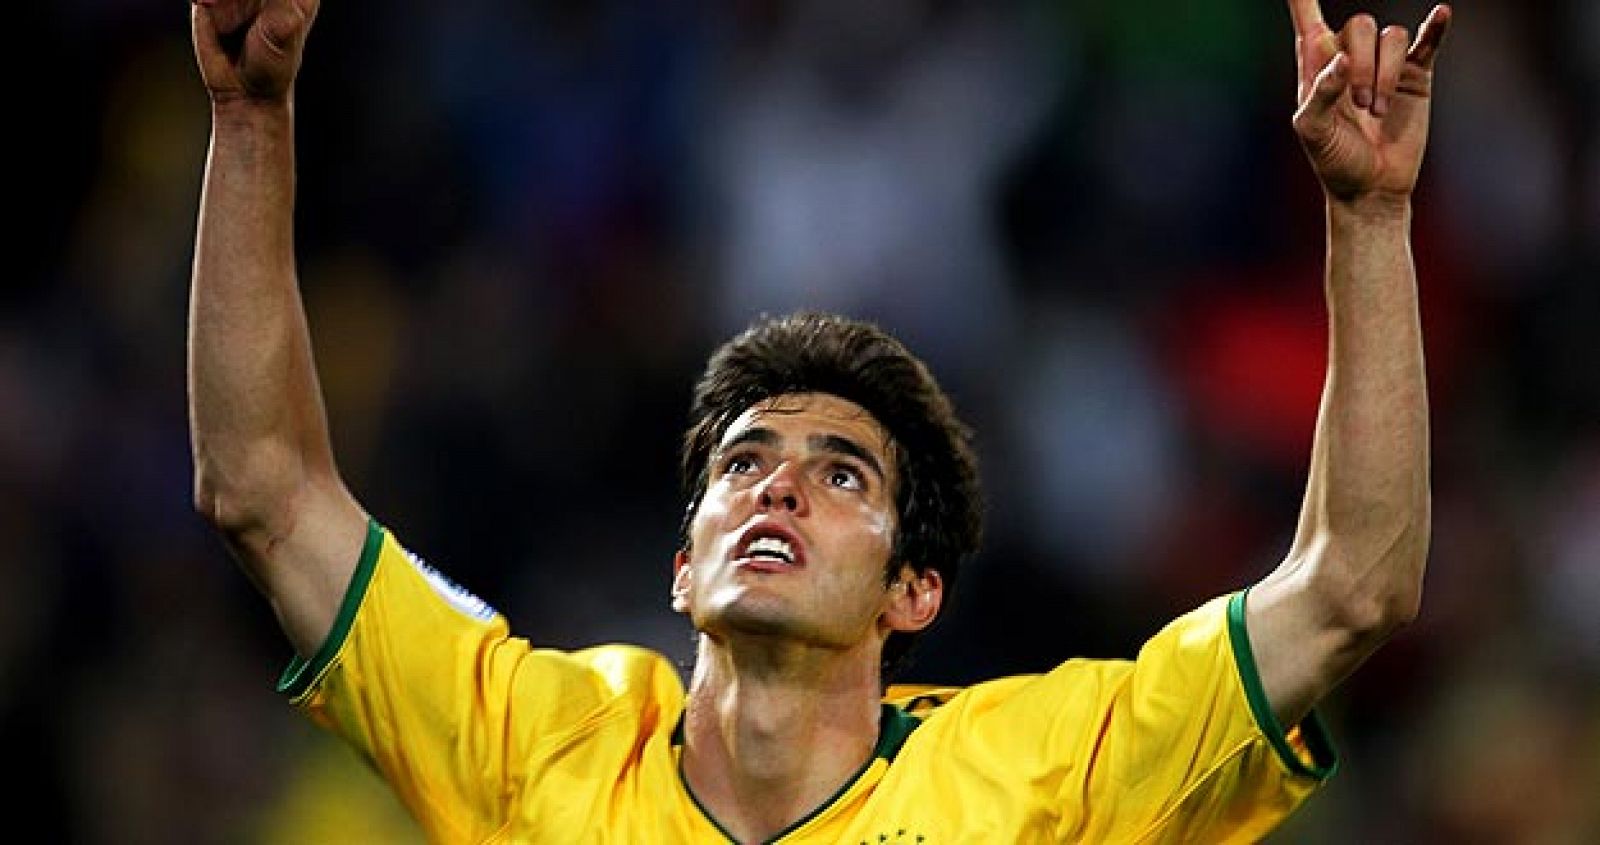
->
[187, 0, 1450, 841]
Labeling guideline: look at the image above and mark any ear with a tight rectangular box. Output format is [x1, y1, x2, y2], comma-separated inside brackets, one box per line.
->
[882, 563, 943, 634]
[670, 550, 693, 614]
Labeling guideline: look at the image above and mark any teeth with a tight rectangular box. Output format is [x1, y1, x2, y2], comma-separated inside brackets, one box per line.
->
[746, 536, 794, 563]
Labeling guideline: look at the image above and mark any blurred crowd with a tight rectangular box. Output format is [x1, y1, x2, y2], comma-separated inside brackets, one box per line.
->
[8, 0, 1598, 841]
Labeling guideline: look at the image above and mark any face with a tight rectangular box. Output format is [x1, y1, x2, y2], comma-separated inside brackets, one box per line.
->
[673, 393, 933, 652]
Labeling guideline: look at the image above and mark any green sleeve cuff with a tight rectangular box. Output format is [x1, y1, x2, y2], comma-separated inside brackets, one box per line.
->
[276, 518, 386, 699]
[1226, 589, 1340, 780]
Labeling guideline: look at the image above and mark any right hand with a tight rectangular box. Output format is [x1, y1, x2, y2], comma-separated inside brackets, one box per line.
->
[191, 0, 320, 104]
[1285, 0, 1451, 205]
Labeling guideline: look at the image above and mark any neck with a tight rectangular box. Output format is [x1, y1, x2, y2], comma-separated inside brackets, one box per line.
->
[680, 634, 884, 843]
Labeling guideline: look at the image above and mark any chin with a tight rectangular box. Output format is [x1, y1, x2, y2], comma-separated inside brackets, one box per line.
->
[712, 600, 800, 638]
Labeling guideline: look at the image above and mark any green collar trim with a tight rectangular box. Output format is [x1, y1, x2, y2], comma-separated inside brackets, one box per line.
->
[1226, 589, 1340, 780]
[675, 703, 922, 842]
[275, 518, 384, 699]
[874, 702, 922, 761]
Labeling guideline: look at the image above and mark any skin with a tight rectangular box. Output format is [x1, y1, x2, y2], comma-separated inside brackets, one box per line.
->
[186, 0, 1446, 840]
[675, 393, 909, 651]
[672, 393, 941, 841]
[1246, 0, 1449, 727]
[188, 0, 366, 661]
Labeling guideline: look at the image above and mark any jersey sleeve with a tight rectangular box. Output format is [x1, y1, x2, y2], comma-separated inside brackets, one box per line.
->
[1098, 590, 1338, 842]
[275, 519, 680, 842]
[926, 591, 1337, 843]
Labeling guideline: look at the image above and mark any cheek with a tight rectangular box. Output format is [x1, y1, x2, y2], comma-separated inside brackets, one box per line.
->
[689, 486, 738, 550]
[854, 500, 897, 559]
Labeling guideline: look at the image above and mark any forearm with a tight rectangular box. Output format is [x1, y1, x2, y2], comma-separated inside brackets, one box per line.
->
[188, 100, 337, 537]
[186, 0, 363, 659]
[1293, 196, 1432, 630]
[1249, 0, 1448, 726]
[1246, 196, 1432, 725]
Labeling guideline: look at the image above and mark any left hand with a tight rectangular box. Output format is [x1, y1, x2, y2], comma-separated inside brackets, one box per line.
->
[191, 0, 320, 106]
[1287, 1, 1452, 204]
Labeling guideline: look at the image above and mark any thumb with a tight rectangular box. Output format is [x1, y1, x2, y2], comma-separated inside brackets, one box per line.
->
[1293, 51, 1349, 143]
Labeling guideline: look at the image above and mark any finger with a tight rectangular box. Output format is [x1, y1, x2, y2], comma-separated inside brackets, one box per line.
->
[1294, 51, 1351, 143]
[1341, 13, 1378, 110]
[1287, 0, 1327, 37]
[191, 3, 218, 49]
[1309, 51, 1351, 113]
[1290, 0, 1337, 101]
[1407, 4, 1453, 71]
[1372, 25, 1411, 117]
[191, 4, 230, 78]
[254, 0, 312, 62]
[290, 0, 321, 30]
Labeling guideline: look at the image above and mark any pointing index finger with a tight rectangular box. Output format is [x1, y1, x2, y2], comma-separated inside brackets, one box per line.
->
[1288, 0, 1328, 37]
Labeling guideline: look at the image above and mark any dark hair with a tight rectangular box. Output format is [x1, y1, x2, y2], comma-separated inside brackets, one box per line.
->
[679, 311, 983, 680]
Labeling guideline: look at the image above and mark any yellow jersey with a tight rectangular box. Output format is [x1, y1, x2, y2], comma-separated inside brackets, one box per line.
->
[281, 520, 1335, 843]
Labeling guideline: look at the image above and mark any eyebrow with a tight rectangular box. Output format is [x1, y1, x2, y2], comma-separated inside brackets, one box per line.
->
[718, 427, 780, 456]
[715, 427, 887, 483]
[811, 433, 886, 483]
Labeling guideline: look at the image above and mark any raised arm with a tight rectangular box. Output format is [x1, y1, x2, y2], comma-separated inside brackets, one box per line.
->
[188, 0, 367, 659]
[1244, 1, 1451, 726]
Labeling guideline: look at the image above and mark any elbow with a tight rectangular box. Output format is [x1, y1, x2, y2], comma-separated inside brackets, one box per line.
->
[1312, 564, 1423, 649]
[1369, 574, 1423, 637]
[190, 441, 307, 541]
[1306, 513, 1430, 642]
[193, 464, 273, 543]
[192, 468, 255, 536]
[1377, 496, 1432, 632]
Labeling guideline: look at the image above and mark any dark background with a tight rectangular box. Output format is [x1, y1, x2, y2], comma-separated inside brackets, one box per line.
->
[8, 0, 1597, 841]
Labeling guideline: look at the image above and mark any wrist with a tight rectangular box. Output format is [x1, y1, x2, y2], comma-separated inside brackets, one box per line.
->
[210, 95, 294, 133]
[1326, 192, 1412, 226]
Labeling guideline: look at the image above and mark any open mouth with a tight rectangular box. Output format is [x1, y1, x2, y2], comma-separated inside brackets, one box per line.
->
[735, 525, 806, 569]
[743, 535, 796, 565]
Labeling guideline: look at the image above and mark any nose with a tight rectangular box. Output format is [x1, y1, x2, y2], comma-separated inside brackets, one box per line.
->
[756, 462, 807, 514]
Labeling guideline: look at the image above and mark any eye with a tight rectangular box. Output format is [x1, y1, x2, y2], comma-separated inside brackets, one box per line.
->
[826, 464, 865, 491]
[722, 453, 758, 476]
